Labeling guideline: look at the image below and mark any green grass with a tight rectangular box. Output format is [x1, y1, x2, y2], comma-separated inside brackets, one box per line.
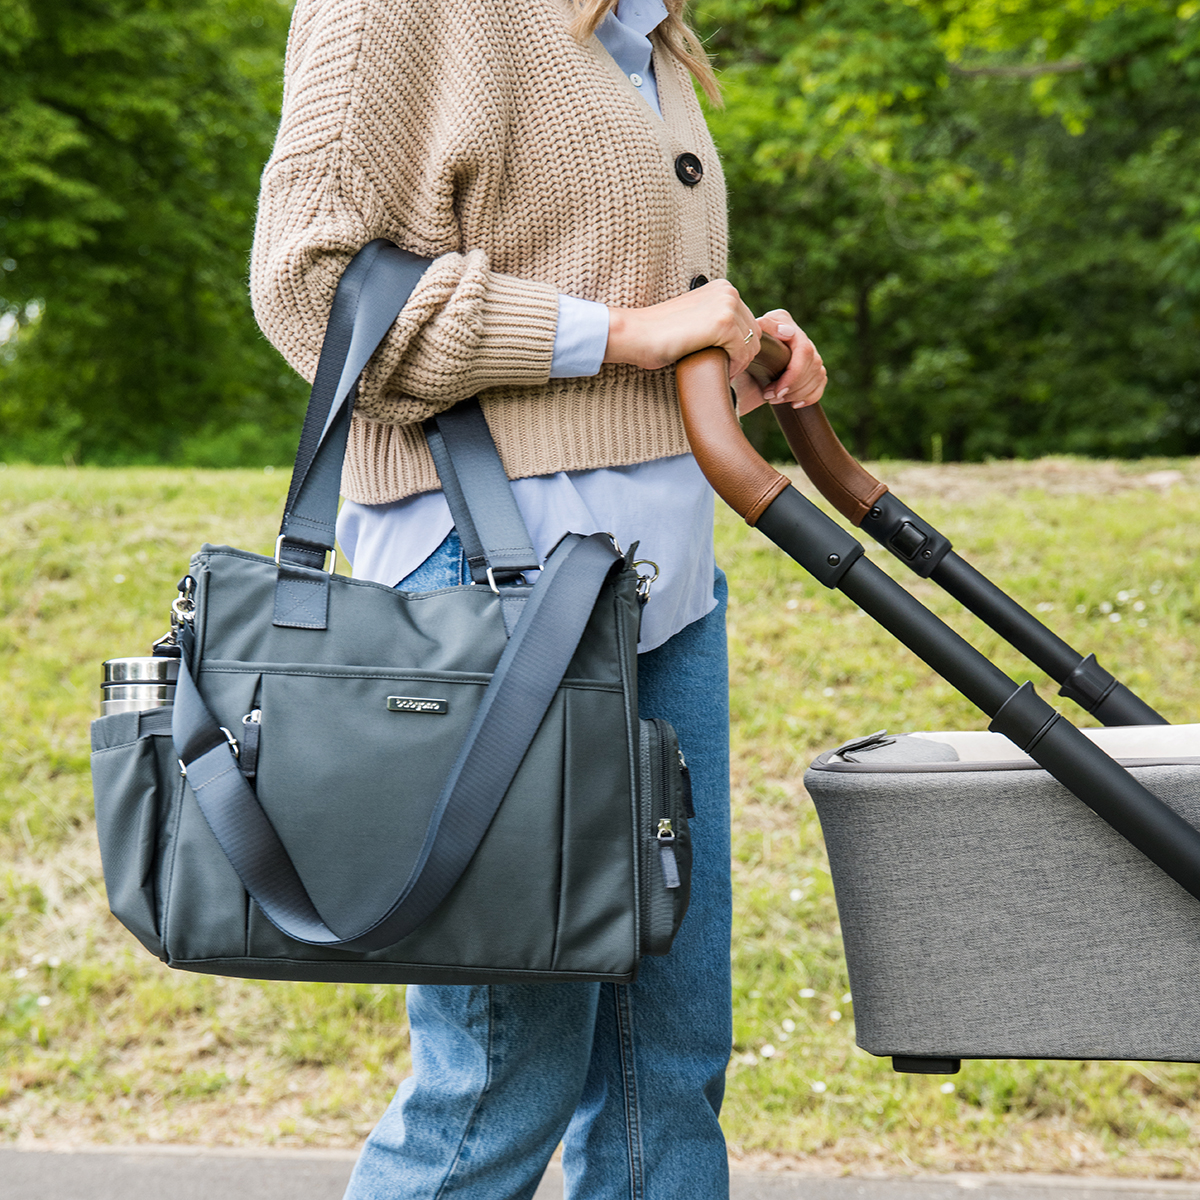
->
[3, 460, 1200, 1173]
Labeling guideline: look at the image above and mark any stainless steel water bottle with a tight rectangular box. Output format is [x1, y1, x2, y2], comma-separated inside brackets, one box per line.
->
[99, 577, 194, 716]
[100, 655, 179, 716]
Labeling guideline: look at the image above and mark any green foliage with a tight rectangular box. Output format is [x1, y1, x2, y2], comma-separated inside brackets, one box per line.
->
[0, 0, 305, 466]
[1, 1, 1198, 464]
[697, 0, 1200, 461]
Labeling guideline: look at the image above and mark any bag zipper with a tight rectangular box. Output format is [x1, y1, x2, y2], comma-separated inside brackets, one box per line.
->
[639, 717, 691, 953]
[678, 746, 694, 819]
[649, 718, 685, 888]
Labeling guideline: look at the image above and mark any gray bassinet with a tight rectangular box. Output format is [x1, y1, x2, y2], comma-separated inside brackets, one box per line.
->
[805, 723, 1200, 1071]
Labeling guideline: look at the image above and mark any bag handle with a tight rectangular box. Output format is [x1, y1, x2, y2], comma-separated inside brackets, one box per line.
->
[425, 401, 540, 588]
[425, 399, 543, 634]
[271, 241, 544, 631]
[272, 241, 432, 628]
[174, 529, 620, 952]
[277, 240, 432, 567]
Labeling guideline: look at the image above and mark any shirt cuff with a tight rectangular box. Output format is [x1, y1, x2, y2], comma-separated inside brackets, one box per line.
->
[549, 294, 610, 379]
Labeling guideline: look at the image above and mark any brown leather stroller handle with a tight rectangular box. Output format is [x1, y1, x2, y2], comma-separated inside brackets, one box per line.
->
[735, 337, 1165, 727]
[675, 347, 790, 525]
[677, 334, 888, 526]
[773, 405, 888, 526]
[749, 332, 889, 525]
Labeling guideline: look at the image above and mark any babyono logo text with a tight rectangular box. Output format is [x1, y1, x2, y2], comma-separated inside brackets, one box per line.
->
[386, 696, 449, 715]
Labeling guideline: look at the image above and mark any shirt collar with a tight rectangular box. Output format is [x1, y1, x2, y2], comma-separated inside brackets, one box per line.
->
[614, 0, 669, 39]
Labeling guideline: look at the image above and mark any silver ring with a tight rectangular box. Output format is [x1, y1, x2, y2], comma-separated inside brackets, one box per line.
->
[742, 329, 754, 344]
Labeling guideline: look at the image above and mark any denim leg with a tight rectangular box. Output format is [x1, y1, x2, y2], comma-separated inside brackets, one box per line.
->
[562, 571, 731, 1200]
[345, 983, 601, 1200]
[345, 548, 731, 1200]
[391, 530, 471, 590]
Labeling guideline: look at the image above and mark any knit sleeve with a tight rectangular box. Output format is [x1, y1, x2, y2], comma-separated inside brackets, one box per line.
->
[249, 0, 561, 426]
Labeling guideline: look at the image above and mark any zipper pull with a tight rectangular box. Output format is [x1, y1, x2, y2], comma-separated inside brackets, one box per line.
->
[239, 709, 262, 779]
[656, 819, 681, 889]
[676, 749, 695, 819]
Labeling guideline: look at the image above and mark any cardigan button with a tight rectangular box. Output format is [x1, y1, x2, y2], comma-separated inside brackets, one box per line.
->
[675, 153, 703, 186]
[689, 274, 709, 290]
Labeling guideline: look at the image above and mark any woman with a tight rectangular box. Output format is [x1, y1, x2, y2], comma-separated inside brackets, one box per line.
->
[251, 1, 827, 1196]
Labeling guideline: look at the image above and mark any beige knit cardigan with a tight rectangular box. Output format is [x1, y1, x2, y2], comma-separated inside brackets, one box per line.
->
[250, 0, 728, 503]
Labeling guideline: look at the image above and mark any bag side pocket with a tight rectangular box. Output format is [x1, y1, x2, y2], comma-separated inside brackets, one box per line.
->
[639, 717, 693, 957]
[90, 709, 177, 959]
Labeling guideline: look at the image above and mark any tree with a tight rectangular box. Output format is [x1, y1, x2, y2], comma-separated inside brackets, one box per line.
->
[695, 0, 1200, 461]
[0, 0, 304, 465]
[3, 0, 1197, 465]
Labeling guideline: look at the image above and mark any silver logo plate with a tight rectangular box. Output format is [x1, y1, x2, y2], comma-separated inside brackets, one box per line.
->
[387, 696, 449, 715]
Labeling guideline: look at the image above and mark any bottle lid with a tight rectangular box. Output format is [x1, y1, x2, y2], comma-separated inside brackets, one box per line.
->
[102, 656, 181, 685]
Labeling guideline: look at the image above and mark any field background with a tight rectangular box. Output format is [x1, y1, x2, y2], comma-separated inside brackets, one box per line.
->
[3, 458, 1200, 1177]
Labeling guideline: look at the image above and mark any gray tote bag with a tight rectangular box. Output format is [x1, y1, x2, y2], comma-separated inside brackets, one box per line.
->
[90, 241, 693, 984]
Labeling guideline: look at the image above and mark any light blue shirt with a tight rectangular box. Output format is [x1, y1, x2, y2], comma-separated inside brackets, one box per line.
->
[337, 0, 717, 652]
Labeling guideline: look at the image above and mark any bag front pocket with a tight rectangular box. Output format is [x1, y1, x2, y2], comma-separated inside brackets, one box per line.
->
[184, 660, 636, 976]
[90, 708, 180, 959]
[249, 665, 492, 938]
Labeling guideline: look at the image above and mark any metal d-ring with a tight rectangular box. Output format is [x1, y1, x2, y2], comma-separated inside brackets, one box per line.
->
[180, 726, 240, 779]
[632, 558, 660, 601]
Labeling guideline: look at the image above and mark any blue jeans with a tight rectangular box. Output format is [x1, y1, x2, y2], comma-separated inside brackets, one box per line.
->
[345, 534, 732, 1200]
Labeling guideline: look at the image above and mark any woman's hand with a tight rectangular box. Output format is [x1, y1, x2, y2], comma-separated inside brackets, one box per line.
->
[604, 288, 827, 417]
[731, 309, 827, 417]
[604, 280, 763, 380]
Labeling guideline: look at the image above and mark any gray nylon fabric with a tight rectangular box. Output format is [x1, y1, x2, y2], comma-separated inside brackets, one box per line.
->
[90, 712, 178, 959]
[172, 532, 624, 952]
[88, 541, 688, 984]
[805, 750, 1200, 1060]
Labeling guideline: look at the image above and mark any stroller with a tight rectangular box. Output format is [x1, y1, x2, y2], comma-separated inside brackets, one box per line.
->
[676, 339, 1200, 1074]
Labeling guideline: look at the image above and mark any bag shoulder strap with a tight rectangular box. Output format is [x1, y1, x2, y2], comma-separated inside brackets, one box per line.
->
[271, 241, 541, 634]
[173, 530, 620, 952]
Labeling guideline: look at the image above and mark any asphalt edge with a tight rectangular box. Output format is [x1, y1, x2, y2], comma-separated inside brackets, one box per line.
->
[5, 1146, 1200, 1194]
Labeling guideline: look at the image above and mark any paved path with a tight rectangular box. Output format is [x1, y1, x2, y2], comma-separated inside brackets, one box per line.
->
[5, 1146, 1200, 1200]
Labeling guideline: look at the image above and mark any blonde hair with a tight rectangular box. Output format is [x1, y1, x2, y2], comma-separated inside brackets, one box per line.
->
[569, 0, 721, 105]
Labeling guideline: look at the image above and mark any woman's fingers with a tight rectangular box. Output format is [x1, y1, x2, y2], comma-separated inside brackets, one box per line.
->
[602, 287, 830, 417]
[716, 282, 763, 378]
[670, 279, 761, 376]
[756, 309, 827, 409]
[731, 308, 829, 415]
